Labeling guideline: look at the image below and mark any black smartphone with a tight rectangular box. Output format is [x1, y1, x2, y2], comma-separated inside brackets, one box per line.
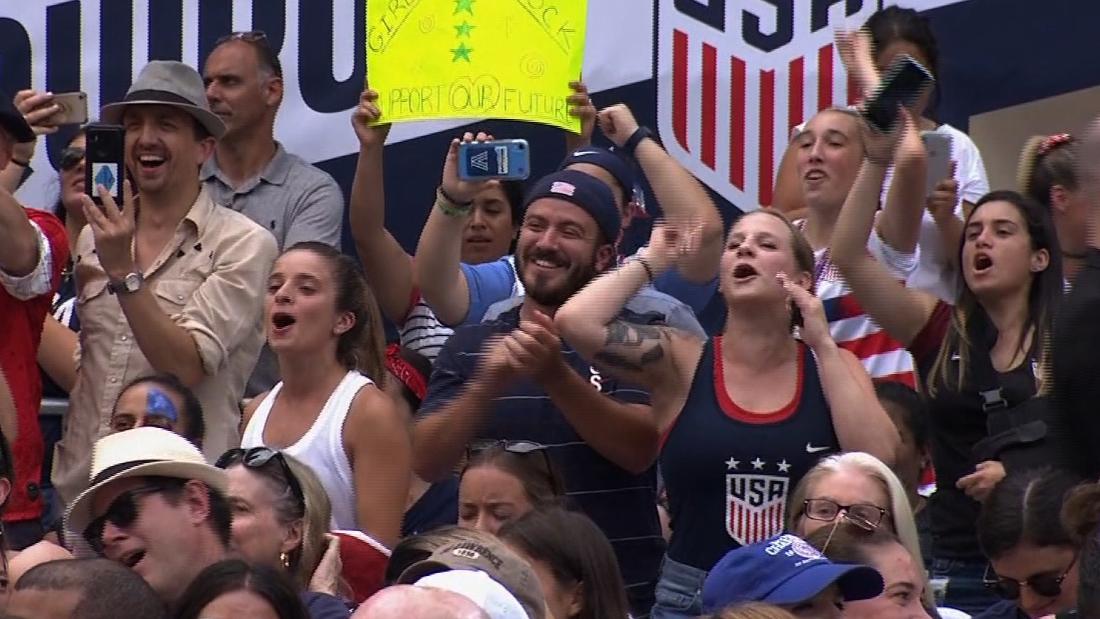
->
[84, 123, 125, 206]
[861, 55, 934, 133]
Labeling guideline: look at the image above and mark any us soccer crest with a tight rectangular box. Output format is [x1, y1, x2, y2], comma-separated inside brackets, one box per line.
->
[655, 0, 879, 210]
[726, 471, 789, 546]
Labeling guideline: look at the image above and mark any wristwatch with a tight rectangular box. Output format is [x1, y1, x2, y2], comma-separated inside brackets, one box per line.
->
[108, 272, 144, 295]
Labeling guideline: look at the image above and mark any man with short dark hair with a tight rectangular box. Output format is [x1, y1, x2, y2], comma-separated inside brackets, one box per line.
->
[8, 557, 167, 619]
[202, 32, 344, 395]
[54, 60, 277, 504]
[0, 89, 68, 549]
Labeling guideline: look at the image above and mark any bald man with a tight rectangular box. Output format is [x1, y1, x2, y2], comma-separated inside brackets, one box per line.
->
[353, 585, 491, 619]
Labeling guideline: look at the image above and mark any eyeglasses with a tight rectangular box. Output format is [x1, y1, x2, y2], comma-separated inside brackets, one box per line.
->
[464, 439, 562, 494]
[83, 484, 174, 554]
[802, 498, 888, 531]
[216, 447, 304, 511]
[58, 147, 84, 171]
[984, 554, 1078, 600]
[213, 31, 283, 78]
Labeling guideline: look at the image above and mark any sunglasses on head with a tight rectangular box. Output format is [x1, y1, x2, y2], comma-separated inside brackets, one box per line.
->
[58, 147, 84, 171]
[465, 439, 561, 489]
[83, 482, 178, 555]
[216, 447, 304, 510]
[214, 31, 283, 78]
[984, 554, 1078, 600]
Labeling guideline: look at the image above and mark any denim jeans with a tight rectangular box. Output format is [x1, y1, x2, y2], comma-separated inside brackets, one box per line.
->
[651, 555, 708, 619]
[930, 557, 1002, 616]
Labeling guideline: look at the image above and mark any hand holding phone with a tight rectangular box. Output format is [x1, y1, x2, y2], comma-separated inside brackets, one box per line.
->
[84, 124, 126, 207]
[49, 92, 88, 126]
[861, 55, 934, 133]
[921, 131, 953, 199]
[457, 139, 530, 182]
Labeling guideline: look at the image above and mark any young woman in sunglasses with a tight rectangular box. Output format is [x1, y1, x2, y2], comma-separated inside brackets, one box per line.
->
[241, 242, 410, 549]
[976, 468, 1083, 619]
[458, 440, 566, 535]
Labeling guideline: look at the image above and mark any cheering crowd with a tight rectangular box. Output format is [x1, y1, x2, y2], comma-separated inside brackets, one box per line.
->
[0, 6, 1098, 619]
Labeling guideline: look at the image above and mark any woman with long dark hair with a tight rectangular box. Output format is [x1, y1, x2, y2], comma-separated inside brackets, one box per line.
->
[241, 242, 410, 548]
[173, 559, 309, 619]
[556, 211, 898, 618]
[829, 111, 1071, 613]
[458, 441, 566, 535]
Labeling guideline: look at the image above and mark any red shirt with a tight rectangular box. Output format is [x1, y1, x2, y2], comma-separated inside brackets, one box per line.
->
[1, 209, 68, 522]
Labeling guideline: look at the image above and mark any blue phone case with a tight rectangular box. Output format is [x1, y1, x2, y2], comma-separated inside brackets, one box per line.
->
[458, 139, 530, 181]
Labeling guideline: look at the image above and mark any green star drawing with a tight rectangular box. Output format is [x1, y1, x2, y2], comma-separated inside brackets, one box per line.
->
[454, 21, 475, 38]
[454, 0, 475, 16]
[451, 42, 473, 62]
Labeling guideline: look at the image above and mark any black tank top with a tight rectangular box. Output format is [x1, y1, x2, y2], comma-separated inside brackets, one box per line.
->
[662, 336, 840, 571]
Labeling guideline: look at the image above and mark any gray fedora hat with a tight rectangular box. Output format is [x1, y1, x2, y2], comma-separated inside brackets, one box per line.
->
[101, 60, 225, 139]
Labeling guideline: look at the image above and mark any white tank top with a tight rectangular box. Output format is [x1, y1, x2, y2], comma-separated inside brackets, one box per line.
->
[241, 370, 371, 531]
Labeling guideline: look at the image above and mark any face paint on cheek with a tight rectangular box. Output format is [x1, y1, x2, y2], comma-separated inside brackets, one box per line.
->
[145, 388, 179, 425]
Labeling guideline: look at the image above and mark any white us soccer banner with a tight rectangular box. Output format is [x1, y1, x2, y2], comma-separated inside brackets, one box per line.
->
[0, 0, 968, 211]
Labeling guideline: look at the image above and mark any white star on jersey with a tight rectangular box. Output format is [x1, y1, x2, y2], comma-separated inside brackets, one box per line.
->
[726, 457, 740, 470]
[751, 457, 765, 470]
[777, 459, 791, 473]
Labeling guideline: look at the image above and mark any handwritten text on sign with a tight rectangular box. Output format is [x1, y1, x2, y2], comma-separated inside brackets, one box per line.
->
[367, 0, 587, 132]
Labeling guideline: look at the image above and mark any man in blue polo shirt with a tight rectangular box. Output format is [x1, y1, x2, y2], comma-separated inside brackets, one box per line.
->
[414, 163, 701, 617]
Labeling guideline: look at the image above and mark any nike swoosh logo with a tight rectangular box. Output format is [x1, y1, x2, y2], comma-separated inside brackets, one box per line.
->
[806, 443, 831, 453]
[571, 150, 600, 156]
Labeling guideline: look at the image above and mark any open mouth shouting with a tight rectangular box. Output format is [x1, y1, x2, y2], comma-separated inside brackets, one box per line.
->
[972, 252, 994, 274]
[731, 263, 760, 283]
[270, 312, 297, 337]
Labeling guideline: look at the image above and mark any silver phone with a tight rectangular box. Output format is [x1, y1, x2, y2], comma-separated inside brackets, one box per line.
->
[921, 131, 952, 199]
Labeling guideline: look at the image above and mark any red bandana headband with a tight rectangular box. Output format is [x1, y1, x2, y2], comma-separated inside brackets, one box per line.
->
[385, 343, 427, 402]
[1038, 133, 1073, 156]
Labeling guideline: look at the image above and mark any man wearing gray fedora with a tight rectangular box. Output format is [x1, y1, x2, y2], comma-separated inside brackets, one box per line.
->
[54, 60, 278, 504]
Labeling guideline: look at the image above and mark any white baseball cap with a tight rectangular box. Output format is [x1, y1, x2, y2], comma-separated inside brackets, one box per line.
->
[414, 569, 529, 619]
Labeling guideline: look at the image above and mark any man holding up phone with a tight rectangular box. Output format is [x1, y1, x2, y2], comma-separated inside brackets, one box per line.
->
[0, 90, 69, 548]
[53, 61, 277, 504]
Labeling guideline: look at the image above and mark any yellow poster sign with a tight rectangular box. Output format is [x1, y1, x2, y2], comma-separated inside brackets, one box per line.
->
[366, 0, 587, 132]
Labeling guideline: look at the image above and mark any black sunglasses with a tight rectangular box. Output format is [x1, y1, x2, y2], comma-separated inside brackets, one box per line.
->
[213, 31, 283, 78]
[216, 447, 304, 511]
[83, 483, 175, 555]
[58, 147, 84, 171]
[984, 554, 1078, 600]
[465, 439, 562, 492]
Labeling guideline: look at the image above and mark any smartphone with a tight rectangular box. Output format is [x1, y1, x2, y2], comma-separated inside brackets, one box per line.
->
[458, 139, 530, 181]
[84, 123, 125, 206]
[49, 92, 88, 126]
[861, 55, 934, 132]
[921, 131, 953, 199]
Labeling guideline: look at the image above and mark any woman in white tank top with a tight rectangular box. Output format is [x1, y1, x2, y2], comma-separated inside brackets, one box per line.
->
[241, 241, 410, 549]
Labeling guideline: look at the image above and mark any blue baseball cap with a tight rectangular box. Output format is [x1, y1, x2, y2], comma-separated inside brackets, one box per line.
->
[701, 534, 884, 613]
[558, 146, 636, 207]
[523, 169, 621, 245]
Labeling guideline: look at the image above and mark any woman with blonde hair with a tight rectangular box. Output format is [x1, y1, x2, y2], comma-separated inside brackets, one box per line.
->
[216, 447, 351, 615]
[706, 602, 797, 619]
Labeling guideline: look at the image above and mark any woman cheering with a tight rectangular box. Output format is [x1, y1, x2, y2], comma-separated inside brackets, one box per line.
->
[555, 212, 898, 618]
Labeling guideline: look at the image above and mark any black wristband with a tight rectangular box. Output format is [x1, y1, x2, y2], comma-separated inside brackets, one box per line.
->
[438, 186, 473, 208]
[621, 126, 655, 157]
[633, 255, 655, 283]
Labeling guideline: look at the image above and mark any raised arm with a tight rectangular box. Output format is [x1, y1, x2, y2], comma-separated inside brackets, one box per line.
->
[875, 116, 927, 255]
[598, 104, 724, 283]
[412, 132, 495, 326]
[0, 90, 60, 195]
[0, 186, 40, 278]
[348, 89, 417, 324]
[780, 275, 898, 465]
[0, 366, 17, 443]
[829, 112, 938, 348]
[344, 386, 411, 548]
[563, 80, 597, 155]
[556, 221, 704, 388]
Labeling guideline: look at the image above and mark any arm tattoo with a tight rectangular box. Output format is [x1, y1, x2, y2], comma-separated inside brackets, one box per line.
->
[595, 322, 667, 370]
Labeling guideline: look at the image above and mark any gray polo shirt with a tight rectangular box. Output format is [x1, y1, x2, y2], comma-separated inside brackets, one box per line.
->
[201, 142, 344, 250]
[201, 143, 345, 397]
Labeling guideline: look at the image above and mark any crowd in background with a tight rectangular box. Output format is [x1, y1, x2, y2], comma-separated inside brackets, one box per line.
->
[0, 6, 1098, 619]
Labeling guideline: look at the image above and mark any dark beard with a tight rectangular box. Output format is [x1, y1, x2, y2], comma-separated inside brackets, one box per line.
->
[519, 254, 598, 308]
